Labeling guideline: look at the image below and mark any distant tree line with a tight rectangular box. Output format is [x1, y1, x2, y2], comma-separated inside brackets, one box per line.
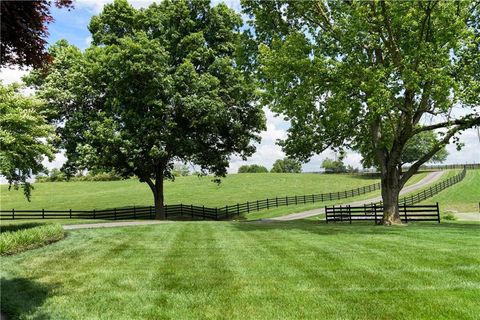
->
[238, 157, 302, 173]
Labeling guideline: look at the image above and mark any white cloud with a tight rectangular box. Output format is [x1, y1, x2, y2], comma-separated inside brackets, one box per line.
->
[0, 66, 30, 85]
[85, 36, 93, 46]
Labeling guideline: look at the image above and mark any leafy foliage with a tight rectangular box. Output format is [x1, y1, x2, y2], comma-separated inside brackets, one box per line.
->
[238, 164, 268, 173]
[243, 0, 480, 223]
[321, 158, 347, 174]
[27, 0, 265, 218]
[270, 157, 302, 173]
[0, 83, 55, 200]
[0, 0, 73, 67]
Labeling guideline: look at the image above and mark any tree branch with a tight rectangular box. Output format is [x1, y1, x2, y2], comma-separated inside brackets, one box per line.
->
[412, 114, 480, 134]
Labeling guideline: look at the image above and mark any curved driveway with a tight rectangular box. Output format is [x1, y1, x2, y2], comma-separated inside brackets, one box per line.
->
[265, 170, 445, 221]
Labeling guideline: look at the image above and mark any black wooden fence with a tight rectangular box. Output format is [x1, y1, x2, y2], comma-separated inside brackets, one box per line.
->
[325, 203, 440, 224]
[0, 167, 468, 221]
[0, 182, 381, 221]
[397, 167, 466, 205]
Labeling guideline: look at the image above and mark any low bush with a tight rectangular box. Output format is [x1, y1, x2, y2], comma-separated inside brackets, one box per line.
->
[0, 223, 64, 255]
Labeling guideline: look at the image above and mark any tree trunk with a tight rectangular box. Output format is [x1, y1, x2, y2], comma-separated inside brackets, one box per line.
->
[152, 184, 165, 220]
[381, 165, 402, 225]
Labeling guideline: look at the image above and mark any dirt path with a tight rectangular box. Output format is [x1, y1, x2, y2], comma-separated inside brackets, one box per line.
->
[454, 212, 480, 222]
[265, 170, 445, 221]
[63, 220, 172, 230]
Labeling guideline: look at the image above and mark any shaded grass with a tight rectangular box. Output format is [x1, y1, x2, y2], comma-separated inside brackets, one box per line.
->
[1, 220, 478, 319]
[0, 223, 64, 255]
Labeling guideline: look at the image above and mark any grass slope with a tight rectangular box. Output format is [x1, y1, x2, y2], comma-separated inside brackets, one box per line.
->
[0, 173, 384, 210]
[0, 172, 428, 213]
[1, 221, 479, 319]
[419, 169, 480, 213]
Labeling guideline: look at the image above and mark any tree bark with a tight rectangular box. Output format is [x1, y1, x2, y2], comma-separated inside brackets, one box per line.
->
[152, 180, 165, 220]
[381, 165, 402, 225]
[145, 172, 166, 220]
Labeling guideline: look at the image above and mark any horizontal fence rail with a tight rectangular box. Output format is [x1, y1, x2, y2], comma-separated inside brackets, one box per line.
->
[325, 203, 440, 224]
[0, 181, 381, 221]
[397, 167, 466, 206]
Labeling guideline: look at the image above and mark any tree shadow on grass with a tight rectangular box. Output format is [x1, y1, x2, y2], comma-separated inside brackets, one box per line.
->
[230, 219, 480, 236]
[0, 277, 55, 320]
[0, 223, 44, 234]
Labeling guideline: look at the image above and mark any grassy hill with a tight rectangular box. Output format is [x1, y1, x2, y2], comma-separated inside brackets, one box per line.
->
[1, 173, 382, 210]
[1, 172, 432, 212]
[419, 169, 480, 213]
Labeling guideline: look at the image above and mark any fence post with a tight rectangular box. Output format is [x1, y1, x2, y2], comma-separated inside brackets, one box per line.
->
[225, 205, 228, 217]
[267, 198, 269, 209]
[348, 205, 352, 224]
[374, 205, 377, 224]
[165, 204, 168, 219]
[437, 202, 440, 223]
[237, 203, 239, 216]
[295, 196, 298, 205]
[70, 209, 72, 219]
[203, 205, 205, 219]
[286, 196, 289, 206]
[312, 194, 315, 203]
[256, 200, 259, 211]
[42, 208, 45, 219]
[93, 209, 96, 219]
[303, 195, 306, 203]
[115, 208, 117, 220]
[403, 203, 407, 223]
[325, 206, 328, 224]
[247, 201, 250, 213]
[276, 197, 278, 207]
[215, 207, 218, 220]
[12, 208, 15, 220]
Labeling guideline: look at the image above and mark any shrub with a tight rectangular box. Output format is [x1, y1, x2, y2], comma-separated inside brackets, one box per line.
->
[0, 223, 64, 255]
[441, 212, 457, 221]
[238, 164, 268, 173]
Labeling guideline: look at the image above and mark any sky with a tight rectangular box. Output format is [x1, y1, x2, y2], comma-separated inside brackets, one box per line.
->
[1, 0, 479, 174]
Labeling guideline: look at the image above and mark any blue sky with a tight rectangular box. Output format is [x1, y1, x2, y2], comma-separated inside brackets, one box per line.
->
[1, 0, 479, 173]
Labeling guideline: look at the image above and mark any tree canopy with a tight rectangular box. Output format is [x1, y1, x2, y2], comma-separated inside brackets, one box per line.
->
[0, 0, 73, 67]
[270, 157, 302, 173]
[243, 0, 480, 224]
[0, 83, 55, 199]
[238, 164, 269, 173]
[27, 0, 265, 219]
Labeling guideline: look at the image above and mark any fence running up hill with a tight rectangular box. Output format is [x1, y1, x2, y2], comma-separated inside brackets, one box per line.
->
[0, 166, 469, 221]
[0, 181, 381, 220]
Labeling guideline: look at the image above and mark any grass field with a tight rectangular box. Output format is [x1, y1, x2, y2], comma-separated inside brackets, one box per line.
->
[419, 169, 480, 213]
[1, 220, 479, 319]
[0, 172, 428, 212]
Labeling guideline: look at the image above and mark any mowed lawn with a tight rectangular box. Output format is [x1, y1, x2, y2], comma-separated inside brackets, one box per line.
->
[420, 169, 480, 213]
[0, 172, 429, 212]
[1, 221, 479, 319]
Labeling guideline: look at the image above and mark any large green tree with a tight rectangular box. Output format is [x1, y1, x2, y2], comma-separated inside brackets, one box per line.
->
[270, 157, 302, 173]
[243, 0, 480, 224]
[0, 83, 55, 199]
[27, 0, 265, 219]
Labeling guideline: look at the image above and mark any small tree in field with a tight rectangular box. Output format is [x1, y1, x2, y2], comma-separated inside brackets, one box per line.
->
[270, 157, 302, 173]
[238, 164, 269, 173]
[243, 0, 480, 224]
[27, 0, 265, 219]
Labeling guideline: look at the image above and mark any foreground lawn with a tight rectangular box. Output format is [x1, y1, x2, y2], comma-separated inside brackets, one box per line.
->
[420, 170, 480, 213]
[1, 220, 478, 319]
